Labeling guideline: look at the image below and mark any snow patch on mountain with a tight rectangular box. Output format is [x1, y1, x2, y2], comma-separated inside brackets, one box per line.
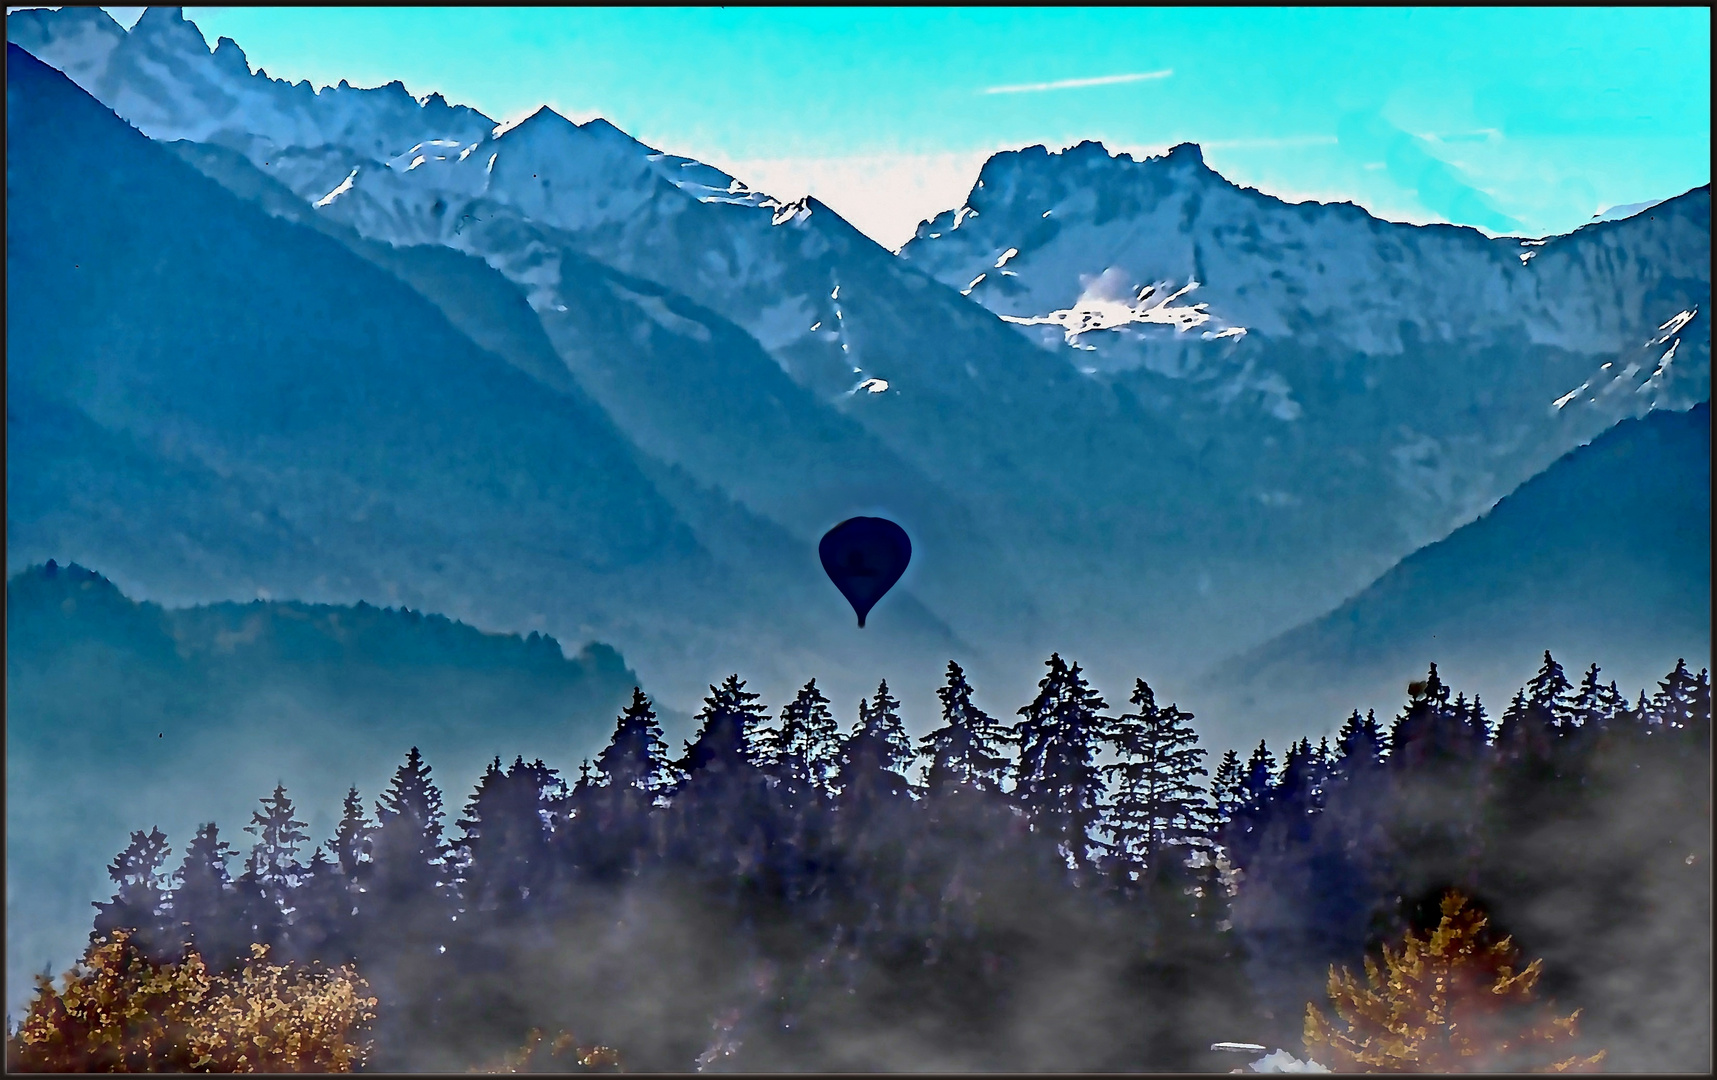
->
[997, 269, 1225, 343]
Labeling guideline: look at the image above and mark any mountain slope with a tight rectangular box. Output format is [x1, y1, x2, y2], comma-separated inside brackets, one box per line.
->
[901, 140, 1710, 544]
[6, 42, 969, 715]
[8, 8, 1710, 721]
[1200, 402, 1712, 742]
[4, 561, 638, 1018]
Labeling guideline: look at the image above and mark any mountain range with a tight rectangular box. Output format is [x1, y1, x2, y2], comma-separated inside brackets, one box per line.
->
[8, 8, 1708, 727]
[5, 5, 1709, 1023]
[6, 6, 1710, 758]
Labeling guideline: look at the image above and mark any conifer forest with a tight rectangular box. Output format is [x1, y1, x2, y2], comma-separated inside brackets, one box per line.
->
[8, 651, 1709, 1072]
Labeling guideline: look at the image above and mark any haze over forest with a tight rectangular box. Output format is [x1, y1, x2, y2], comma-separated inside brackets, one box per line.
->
[5, 7, 1710, 1070]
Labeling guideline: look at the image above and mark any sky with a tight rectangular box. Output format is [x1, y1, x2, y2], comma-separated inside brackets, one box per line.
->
[73, 6, 1717, 248]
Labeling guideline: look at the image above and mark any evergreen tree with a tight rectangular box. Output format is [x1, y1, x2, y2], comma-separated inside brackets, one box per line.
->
[1102, 678, 1211, 875]
[669, 675, 772, 880]
[1571, 663, 1626, 732]
[596, 687, 673, 800]
[1209, 749, 1244, 827]
[91, 827, 177, 962]
[368, 747, 453, 910]
[1240, 740, 1277, 808]
[457, 756, 560, 916]
[1525, 651, 1577, 733]
[1651, 658, 1709, 732]
[1390, 665, 1477, 769]
[1013, 653, 1110, 873]
[244, 782, 309, 919]
[1462, 696, 1491, 754]
[329, 787, 374, 886]
[362, 748, 455, 1068]
[289, 847, 353, 966]
[761, 680, 840, 796]
[1336, 710, 1386, 775]
[1220, 740, 1277, 868]
[1495, 688, 1554, 763]
[836, 680, 915, 812]
[1277, 739, 1321, 818]
[919, 661, 1011, 798]
[170, 823, 248, 970]
[677, 675, 769, 780]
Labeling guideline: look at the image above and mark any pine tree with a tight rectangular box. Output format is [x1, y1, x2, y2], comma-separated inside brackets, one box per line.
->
[368, 747, 452, 910]
[1209, 749, 1243, 827]
[91, 827, 177, 962]
[1389, 665, 1477, 769]
[669, 675, 772, 879]
[244, 782, 309, 920]
[1219, 740, 1277, 868]
[289, 847, 352, 966]
[1276, 739, 1320, 821]
[1571, 663, 1625, 732]
[596, 687, 673, 800]
[836, 680, 915, 812]
[1240, 740, 1277, 808]
[919, 661, 1011, 798]
[1336, 710, 1385, 776]
[761, 679, 840, 796]
[329, 787, 374, 886]
[170, 823, 248, 971]
[1462, 695, 1491, 754]
[1013, 653, 1110, 874]
[1102, 678, 1211, 876]
[457, 756, 559, 916]
[362, 748, 455, 1067]
[1495, 687, 1554, 763]
[1525, 650, 1576, 733]
[678, 675, 769, 780]
[1651, 658, 1708, 732]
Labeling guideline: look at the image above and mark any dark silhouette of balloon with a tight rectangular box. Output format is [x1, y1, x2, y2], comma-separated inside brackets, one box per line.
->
[819, 517, 911, 628]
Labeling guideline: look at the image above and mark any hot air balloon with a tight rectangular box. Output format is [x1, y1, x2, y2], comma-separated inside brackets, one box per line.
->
[819, 517, 911, 628]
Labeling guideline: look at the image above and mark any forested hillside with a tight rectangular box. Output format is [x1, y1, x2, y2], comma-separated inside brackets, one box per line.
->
[13, 646, 1707, 1071]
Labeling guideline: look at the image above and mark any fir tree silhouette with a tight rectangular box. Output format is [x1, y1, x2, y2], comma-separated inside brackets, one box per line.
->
[244, 781, 309, 922]
[1103, 678, 1211, 877]
[1013, 653, 1110, 875]
[91, 827, 176, 963]
[169, 822, 247, 970]
[919, 661, 1011, 799]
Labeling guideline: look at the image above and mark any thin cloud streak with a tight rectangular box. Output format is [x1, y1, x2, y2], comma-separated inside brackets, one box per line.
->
[983, 69, 1172, 95]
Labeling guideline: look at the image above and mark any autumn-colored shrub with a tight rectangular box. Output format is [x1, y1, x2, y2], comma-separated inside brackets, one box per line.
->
[5, 930, 377, 1072]
[1303, 890, 1606, 1073]
[470, 1028, 624, 1073]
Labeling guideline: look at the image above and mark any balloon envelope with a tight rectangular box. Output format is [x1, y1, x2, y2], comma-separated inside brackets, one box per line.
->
[819, 517, 911, 628]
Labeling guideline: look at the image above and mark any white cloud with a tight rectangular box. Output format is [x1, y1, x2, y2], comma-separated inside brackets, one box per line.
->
[703, 149, 1003, 252]
[983, 69, 1172, 95]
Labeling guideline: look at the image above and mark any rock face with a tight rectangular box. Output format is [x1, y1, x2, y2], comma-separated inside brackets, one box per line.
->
[6, 7, 1711, 720]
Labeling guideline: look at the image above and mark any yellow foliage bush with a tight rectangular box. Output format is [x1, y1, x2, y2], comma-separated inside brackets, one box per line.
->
[5, 930, 378, 1072]
[471, 1027, 623, 1073]
[1304, 890, 1606, 1073]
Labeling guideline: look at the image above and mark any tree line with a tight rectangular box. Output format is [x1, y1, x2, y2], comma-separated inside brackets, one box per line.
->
[18, 652, 1711, 1071]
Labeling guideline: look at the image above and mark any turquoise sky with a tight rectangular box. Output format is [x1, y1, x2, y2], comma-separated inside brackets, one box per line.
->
[100, 6, 1711, 247]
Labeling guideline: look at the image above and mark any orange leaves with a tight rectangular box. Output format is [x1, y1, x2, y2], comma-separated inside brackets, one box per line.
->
[1303, 890, 1606, 1073]
[5, 930, 377, 1072]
